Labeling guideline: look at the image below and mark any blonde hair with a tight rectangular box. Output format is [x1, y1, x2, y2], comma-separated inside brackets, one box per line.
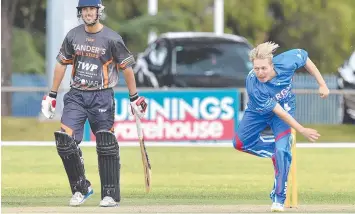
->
[249, 41, 280, 63]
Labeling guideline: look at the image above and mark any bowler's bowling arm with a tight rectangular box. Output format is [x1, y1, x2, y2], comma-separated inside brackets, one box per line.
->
[272, 103, 305, 134]
[304, 58, 327, 88]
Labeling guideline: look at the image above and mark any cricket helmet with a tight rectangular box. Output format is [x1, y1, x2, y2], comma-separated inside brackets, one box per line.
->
[77, 0, 105, 25]
[77, 0, 102, 9]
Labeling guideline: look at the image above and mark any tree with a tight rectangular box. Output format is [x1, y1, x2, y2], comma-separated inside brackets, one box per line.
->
[266, 0, 355, 73]
[12, 27, 45, 74]
[102, 0, 206, 54]
[223, 0, 355, 74]
[224, 0, 274, 45]
[12, 0, 46, 74]
[2, 0, 19, 116]
[9, 0, 355, 77]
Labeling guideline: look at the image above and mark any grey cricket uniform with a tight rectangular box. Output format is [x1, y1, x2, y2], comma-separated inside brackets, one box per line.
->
[57, 24, 135, 142]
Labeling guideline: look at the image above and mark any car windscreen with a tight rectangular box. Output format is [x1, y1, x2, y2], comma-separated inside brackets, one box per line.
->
[173, 42, 252, 76]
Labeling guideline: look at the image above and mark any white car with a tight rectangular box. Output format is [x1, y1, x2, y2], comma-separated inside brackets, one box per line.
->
[337, 51, 355, 124]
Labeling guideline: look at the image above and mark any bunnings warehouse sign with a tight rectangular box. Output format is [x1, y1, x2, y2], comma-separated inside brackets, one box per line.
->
[83, 89, 240, 142]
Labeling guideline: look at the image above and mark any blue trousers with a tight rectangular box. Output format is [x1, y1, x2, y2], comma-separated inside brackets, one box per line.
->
[233, 102, 295, 204]
[60, 88, 115, 143]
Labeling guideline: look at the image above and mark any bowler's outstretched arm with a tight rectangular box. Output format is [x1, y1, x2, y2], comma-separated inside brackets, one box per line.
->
[272, 103, 320, 142]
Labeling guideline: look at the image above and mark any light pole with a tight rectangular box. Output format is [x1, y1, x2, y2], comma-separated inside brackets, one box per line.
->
[46, 0, 79, 119]
[148, 0, 158, 44]
[214, 0, 224, 35]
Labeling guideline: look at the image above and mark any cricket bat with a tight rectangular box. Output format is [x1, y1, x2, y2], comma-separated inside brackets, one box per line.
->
[135, 116, 152, 193]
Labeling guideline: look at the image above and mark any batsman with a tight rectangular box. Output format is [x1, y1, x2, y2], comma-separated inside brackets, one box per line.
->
[41, 0, 147, 207]
[233, 42, 330, 212]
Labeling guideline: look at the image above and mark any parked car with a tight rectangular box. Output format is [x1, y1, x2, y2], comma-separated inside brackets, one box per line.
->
[337, 51, 355, 124]
[133, 32, 253, 89]
[133, 32, 253, 118]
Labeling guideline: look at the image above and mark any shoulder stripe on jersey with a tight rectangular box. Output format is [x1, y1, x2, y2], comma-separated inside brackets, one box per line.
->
[119, 55, 134, 69]
[59, 53, 74, 65]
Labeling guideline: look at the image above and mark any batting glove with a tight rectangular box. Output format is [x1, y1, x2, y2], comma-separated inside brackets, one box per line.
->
[41, 91, 57, 119]
[129, 93, 147, 119]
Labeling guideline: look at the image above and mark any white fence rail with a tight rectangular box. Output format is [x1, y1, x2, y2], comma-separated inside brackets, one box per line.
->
[2, 86, 355, 94]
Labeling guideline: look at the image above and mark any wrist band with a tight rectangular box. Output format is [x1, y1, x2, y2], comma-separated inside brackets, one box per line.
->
[129, 92, 138, 102]
[49, 91, 57, 99]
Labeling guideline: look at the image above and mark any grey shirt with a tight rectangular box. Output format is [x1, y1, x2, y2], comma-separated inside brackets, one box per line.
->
[56, 24, 135, 90]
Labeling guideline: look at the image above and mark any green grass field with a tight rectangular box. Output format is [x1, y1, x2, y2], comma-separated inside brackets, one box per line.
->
[2, 117, 355, 142]
[2, 146, 355, 208]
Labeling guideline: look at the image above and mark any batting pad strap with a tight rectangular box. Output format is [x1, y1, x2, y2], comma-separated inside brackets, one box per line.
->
[96, 130, 119, 156]
[55, 131, 79, 156]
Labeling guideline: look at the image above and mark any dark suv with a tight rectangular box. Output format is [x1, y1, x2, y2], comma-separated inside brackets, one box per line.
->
[337, 51, 355, 124]
[133, 32, 253, 89]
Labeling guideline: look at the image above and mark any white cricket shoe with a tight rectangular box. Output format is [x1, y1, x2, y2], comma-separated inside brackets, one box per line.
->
[69, 186, 93, 206]
[99, 196, 119, 207]
[271, 202, 284, 212]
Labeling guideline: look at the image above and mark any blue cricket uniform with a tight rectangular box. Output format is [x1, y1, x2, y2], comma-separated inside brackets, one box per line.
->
[233, 49, 308, 204]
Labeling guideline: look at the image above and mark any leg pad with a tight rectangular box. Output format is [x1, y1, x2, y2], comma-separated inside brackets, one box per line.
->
[55, 131, 90, 194]
[96, 130, 120, 202]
